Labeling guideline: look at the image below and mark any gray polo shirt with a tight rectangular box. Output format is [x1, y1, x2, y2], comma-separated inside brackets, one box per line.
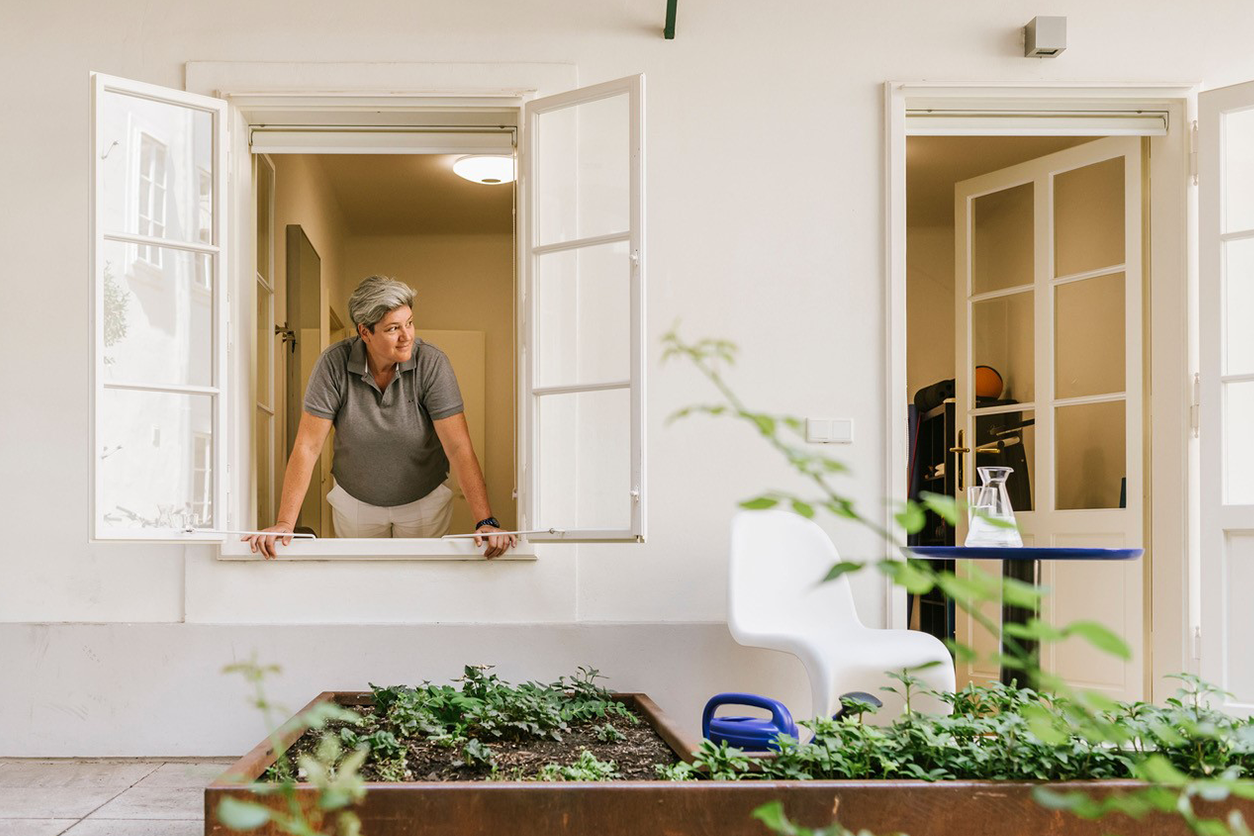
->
[303, 336, 464, 507]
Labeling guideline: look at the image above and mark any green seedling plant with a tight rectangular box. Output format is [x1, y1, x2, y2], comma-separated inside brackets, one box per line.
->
[217, 657, 367, 836]
[593, 722, 626, 743]
[663, 328, 1254, 836]
[536, 750, 621, 782]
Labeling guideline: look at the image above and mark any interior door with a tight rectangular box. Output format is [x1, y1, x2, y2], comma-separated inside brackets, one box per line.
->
[285, 224, 323, 536]
[1199, 80, 1254, 716]
[953, 137, 1145, 700]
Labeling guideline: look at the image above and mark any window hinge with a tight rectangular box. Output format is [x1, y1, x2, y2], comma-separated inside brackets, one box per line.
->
[630, 487, 641, 502]
[1191, 372, 1201, 438]
[1192, 625, 1202, 661]
[1189, 120, 1199, 186]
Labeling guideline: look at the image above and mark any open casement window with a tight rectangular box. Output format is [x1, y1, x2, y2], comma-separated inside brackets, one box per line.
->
[91, 73, 228, 542]
[1200, 80, 1254, 715]
[522, 75, 646, 542]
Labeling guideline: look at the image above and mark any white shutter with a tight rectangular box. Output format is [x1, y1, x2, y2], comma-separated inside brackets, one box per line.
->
[1199, 80, 1254, 714]
[521, 75, 645, 542]
[91, 73, 229, 542]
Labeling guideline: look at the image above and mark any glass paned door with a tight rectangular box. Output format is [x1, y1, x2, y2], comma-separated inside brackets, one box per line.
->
[92, 73, 228, 540]
[953, 136, 1144, 700]
[1200, 80, 1254, 715]
[522, 75, 645, 541]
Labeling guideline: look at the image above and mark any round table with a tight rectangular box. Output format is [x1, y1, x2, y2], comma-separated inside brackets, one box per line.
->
[902, 546, 1143, 686]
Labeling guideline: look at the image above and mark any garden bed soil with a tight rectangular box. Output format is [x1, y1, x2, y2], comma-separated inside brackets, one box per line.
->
[206, 692, 1254, 836]
[279, 698, 676, 782]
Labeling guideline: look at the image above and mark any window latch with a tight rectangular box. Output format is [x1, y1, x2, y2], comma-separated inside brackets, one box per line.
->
[275, 324, 297, 353]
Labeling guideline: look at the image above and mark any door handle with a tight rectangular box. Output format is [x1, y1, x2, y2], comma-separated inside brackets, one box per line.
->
[950, 430, 968, 492]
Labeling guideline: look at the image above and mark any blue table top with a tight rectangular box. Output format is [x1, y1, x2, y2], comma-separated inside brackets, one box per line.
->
[903, 546, 1143, 561]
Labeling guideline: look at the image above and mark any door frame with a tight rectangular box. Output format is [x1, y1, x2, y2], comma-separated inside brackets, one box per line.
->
[885, 82, 1200, 702]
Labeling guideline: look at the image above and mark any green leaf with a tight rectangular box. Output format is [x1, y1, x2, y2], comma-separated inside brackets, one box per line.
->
[791, 499, 816, 518]
[749, 413, 777, 435]
[919, 492, 959, 525]
[822, 561, 865, 583]
[740, 496, 779, 510]
[894, 502, 927, 535]
[1023, 703, 1067, 745]
[1001, 577, 1046, 609]
[751, 801, 799, 836]
[879, 560, 934, 595]
[216, 796, 272, 830]
[1066, 620, 1132, 660]
[1140, 754, 1188, 787]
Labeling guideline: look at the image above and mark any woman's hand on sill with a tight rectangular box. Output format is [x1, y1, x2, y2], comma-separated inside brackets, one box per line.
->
[242, 523, 295, 559]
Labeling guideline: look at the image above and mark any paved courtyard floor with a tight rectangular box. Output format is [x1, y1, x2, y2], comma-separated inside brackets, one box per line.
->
[0, 759, 234, 836]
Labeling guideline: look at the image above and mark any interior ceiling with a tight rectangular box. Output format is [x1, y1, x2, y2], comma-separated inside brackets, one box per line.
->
[313, 154, 513, 235]
[907, 136, 1099, 227]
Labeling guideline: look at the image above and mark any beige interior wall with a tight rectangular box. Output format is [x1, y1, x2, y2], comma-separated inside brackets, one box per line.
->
[906, 226, 956, 399]
[270, 155, 349, 532]
[343, 233, 517, 530]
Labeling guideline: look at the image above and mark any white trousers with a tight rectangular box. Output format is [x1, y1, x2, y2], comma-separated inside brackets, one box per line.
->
[327, 482, 454, 538]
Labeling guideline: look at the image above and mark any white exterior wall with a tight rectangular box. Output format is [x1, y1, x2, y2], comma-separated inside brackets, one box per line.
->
[3, 0, 1254, 754]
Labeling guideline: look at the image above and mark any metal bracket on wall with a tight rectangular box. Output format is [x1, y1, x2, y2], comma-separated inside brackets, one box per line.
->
[664, 0, 677, 39]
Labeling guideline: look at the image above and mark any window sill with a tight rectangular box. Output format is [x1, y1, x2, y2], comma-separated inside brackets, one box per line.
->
[216, 538, 538, 561]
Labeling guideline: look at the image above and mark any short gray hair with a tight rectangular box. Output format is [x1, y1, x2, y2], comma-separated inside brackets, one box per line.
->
[348, 275, 415, 331]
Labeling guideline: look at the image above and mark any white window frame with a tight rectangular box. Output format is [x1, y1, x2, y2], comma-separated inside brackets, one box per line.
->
[254, 153, 277, 529]
[521, 75, 647, 542]
[90, 72, 229, 543]
[174, 62, 644, 559]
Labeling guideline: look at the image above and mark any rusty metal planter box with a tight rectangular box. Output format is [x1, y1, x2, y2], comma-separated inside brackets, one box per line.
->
[206, 692, 1249, 836]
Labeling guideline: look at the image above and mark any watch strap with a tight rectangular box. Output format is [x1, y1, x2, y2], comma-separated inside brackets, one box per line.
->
[475, 516, 500, 531]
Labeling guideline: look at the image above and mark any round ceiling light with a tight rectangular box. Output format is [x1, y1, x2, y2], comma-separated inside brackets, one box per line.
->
[453, 155, 515, 185]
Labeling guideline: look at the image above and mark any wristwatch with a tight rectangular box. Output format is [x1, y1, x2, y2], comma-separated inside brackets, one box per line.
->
[474, 516, 500, 531]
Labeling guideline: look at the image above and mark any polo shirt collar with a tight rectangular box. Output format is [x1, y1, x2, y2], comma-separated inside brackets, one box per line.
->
[347, 335, 421, 376]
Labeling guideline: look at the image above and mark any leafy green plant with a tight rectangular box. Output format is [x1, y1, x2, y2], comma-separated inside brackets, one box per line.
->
[536, 750, 621, 782]
[218, 657, 367, 836]
[690, 739, 755, 780]
[663, 328, 1253, 836]
[593, 722, 625, 743]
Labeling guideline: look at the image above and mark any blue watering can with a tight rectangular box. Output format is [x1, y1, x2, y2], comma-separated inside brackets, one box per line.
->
[701, 693, 798, 752]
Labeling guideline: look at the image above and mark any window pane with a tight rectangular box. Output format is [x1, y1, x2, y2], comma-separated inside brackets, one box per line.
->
[536, 388, 631, 530]
[975, 410, 1034, 512]
[535, 92, 629, 247]
[256, 284, 273, 408]
[256, 160, 272, 280]
[1226, 381, 1254, 505]
[1224, 107, 1254, 233]
[535, 240, 630, 389]
[256, 407, 273, 528]
[101, 240, 213, 387]
[973, 291, 1034, 405]
[98, 389, 215, 531]
[973, 182, 1033, 294]
[1225, 238, 1254, 376]
[1054, 157, 1125, 277]
[1056, 400, 1126, 510]
[99, 90, 214, 244]
[1055, 272, 1126, 399]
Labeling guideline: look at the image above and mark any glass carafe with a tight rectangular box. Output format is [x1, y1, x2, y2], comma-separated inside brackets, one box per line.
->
[964, 466, 1023, 548]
